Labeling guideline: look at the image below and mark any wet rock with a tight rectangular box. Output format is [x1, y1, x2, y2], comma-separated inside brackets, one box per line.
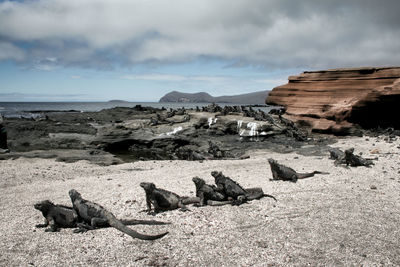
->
[5, 105, 331, 164]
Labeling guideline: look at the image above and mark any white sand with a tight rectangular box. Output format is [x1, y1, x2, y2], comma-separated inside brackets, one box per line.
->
[1, 136, 399, 266]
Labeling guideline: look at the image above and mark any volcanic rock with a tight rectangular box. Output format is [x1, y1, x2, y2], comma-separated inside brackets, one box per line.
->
[266, 67, 400, 134]
[3, 105, 325, 164]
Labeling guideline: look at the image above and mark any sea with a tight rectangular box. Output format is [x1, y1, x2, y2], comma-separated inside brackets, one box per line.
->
[0, 102, 276, 118]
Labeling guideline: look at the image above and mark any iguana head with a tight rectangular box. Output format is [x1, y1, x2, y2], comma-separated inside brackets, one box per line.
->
[34, 200, 54, 212]
[211, 171, 224, 183]
[69, 189, 82, 201]
[268, 158, 277, 165]
[345, 148, 355, 155]
[192, 177, 205, 187]
[140, 182, 156, 192]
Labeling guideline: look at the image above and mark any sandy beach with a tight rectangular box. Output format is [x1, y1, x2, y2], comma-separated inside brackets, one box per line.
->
[1, 135, 399, 266]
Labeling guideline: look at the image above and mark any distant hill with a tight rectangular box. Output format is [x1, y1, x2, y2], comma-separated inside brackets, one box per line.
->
[159, 90, 270, 104]
[108, 100, 129, 103]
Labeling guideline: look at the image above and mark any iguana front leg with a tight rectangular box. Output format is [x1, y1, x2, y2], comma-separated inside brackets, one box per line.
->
[35, 218, 49, 228]
[232, 195, 246, 206]
[145, 195, 153, 213]
[177, 200, 189, 212]
[140, 195, 154, 213]
[74, 217, 108, 233]
[196, 191, 206, 206]
[152, 201, 164, 214]
[73, 222, 94, 233]
[44, 217, 59, 232]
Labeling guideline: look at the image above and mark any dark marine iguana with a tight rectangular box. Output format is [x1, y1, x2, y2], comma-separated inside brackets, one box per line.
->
[140, 182, 200, 213]
[192, 176, 274, 206]
[192, 177, 227, 206]
[329, 148, 345, 161]
[34, 200, 170, 233]
[69, 189, 168, 240]
[211, 171, 276, 205]
[34, 200, 79, 232]
[268, 158, 329, 183]
[329, 147, 375, 167]
[344, 148, 374, 167]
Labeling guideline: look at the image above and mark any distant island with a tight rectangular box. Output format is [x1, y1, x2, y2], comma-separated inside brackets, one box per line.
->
[108, 100, 129, 103]
[159, 90, 270, 104]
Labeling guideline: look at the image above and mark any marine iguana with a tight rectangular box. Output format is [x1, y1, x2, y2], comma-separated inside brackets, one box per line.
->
[192, 177, 226, 206]
[344, 148, 374, 167]
[328, 148, 348, 166]
[34, 200, 170, 233]
[140, 182, 200, 213]
[34, 200, 79, 232]
[211, 171, 276, 205]
[69, 189, 168, 240]
[329, 148, 345, 160]
[268, 158, 329, 182]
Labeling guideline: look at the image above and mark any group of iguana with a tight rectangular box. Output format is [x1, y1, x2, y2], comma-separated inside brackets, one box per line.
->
[140, 171, 277, 214]
[267, 146, 374, 183]
[35, 190, 170, 240]
[34, 146, 373, 240]
[329, 147, 374, 167]
[34, 171, 277, 240]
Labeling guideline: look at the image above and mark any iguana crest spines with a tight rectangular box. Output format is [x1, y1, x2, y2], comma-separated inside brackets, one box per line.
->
[211, 171, 246, 195]
[211, 171, 248, 205]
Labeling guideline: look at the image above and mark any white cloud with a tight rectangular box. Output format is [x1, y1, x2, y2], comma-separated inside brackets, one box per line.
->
[120, 73, 229, 83]
[0, 0, 399, 69]
[32, 57, 59, 71]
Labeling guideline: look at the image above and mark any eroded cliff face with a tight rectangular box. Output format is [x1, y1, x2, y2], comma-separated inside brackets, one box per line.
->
[266, 67, 400, 134]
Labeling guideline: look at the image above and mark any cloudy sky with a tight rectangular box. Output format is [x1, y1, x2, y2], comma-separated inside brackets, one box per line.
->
[0, 0, 399, 102]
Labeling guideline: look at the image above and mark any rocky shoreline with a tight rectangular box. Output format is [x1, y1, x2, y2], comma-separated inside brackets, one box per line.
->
[3, 103, 399, 166]
[1, 104, 339, 165]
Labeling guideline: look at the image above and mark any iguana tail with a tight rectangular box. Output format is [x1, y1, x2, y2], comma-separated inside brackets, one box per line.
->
[245, 187, 277, 201]
[206, 200, 233, 206]
[120, 219, 171, 225]
[246, 192, 277, 202]
[107, 213, 168, 240]
[262, 194, 277, 202]
[297, 171, 329, 179]
[181, 196, 201, 205]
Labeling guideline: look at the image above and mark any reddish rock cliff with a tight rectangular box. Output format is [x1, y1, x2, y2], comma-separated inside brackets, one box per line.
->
[266, 67, 400, 134]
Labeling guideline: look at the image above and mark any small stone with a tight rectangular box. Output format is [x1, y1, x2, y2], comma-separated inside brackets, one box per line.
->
[370, 149, 380, 154]
[370, 185, 377, 190]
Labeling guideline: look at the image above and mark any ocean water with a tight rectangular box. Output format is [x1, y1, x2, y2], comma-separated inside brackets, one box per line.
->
[0, 102, 275, 118]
